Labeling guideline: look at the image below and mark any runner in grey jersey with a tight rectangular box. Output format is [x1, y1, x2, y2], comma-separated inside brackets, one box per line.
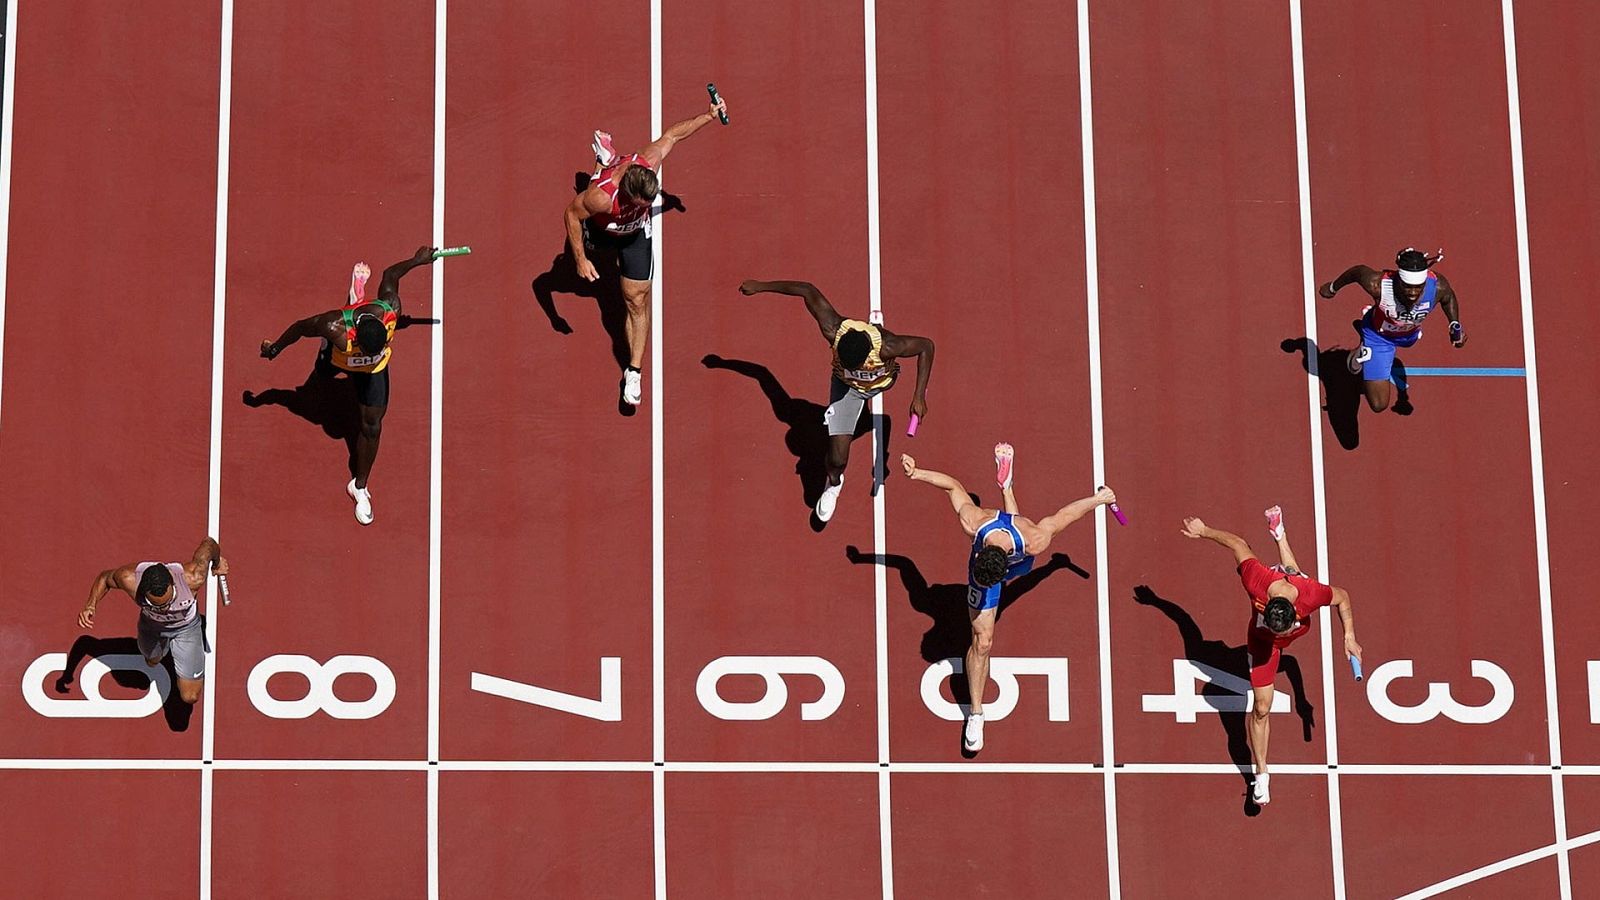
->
[78, 537, 228, 706]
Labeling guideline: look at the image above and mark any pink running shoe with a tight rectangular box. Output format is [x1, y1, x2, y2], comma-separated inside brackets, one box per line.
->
[592, 130, 617, 167]
[348, 262, 371, 307]
[994, 442, 1015, 490]
[1265, 505, 1285, 541]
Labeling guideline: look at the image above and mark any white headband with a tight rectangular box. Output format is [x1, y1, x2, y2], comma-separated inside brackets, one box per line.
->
[1398, 267, 1428, 285]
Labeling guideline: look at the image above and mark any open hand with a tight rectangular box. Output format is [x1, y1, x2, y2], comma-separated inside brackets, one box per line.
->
[77, 607, 95, 630]
[576, 257, 600, 282]
[1180, 516, 1208, 539]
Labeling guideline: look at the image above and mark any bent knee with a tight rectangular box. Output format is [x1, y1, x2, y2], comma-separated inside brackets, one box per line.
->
[971, 632, 994, 656]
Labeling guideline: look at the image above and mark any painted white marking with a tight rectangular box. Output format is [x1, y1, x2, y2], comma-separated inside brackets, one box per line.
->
[694, 656, 846, 721]
[0, 0, 18, 423]
[649, 0, 666, 895]
[1076, 1, 1120, 893]
[1140, 659, 1289, 722]
[245, 654, 396, 720]
[201, 5, 237, 898]
[471, 659, 622, 721]
[1365, 660, 1515, 725]
[1500, 0, 1569, 893]
[919, 657, 1070, 722]
[1588, 662, 1600, 724]
[22, 654, 170, 717]
[428, 2, 447, 898]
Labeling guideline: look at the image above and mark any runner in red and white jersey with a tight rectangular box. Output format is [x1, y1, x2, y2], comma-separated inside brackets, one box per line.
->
[1181, 509, 1361, 807]
[563, 92, 730, 409]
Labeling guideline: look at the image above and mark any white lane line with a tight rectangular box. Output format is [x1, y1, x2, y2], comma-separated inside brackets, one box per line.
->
[1075, 2, 1120, 896]
[863, 0, 893, 893]
[427, 2, 447, 898]
[200, 3, 235, 898]
[649, 0, 666, 895]
[1499, 2, 1569, 896]
[1287, 2, 1344, 897]
[0, 0, 18, 424]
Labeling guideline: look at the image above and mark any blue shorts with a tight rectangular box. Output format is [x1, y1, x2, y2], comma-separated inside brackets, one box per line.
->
[966, 555, 1036, 611]
[1357, 322, 1420, 382]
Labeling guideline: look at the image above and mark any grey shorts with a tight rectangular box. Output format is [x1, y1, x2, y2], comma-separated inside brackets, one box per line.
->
[138, 618, 207, 681]
[824, 376, 887, 436]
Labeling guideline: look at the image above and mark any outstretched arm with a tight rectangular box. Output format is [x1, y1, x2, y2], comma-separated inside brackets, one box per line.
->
[1036, 487, 1115, 538]
[375, 246, 439, 312]
[1318, 264, 1380, 299]
[1179, 517, 1257, 566]
[260, 311, 335, 360]
[882, 330, 935, 420]
[739, 280, 844, 341]
[79, 564, 137, 629]
[640, 96, 728, 168]
[1331, 587, 1361, 662]
[900, 454, 985, 533]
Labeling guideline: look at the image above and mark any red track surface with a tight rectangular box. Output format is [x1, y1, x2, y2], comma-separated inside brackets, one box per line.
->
[2, 2, 1597, 898]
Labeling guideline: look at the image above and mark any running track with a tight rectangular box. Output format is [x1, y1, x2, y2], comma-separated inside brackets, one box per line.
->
[1, 1, 1597, 897]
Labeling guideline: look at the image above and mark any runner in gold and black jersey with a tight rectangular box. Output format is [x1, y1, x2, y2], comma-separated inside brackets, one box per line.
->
[259, 246, 437, 525]
[739, 278, 935, 523]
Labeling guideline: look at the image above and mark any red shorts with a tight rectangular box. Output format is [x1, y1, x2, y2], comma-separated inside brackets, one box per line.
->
[1246, 629, 1284, 688]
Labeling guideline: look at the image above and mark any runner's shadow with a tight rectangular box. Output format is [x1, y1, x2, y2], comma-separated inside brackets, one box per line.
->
[53, 635, 193, 732]
[703, 355, 878, 518]
[1132, 585, 1313, 816]
[1280, 336, 1365, 450]
[845, 546, 1088, 668]
[241, 364, 361, 477]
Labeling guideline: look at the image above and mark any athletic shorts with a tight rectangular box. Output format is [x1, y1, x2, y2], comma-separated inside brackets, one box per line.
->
[824, 375, 891, 436]
[1356, 319, 1421, 383]
[316, 342, 391, 408]
[585, 223, 653, 282]
[967, 555, 1036, 611]
[138, 617, 207, 681]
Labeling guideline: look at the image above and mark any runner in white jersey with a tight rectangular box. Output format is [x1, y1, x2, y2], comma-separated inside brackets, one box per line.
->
[78, 537, 228, 706]
[1319, 247, 1466, 415]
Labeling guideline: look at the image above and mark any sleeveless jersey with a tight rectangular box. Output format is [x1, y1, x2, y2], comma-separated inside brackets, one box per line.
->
[1241, 560, 1335, 649]
[1364, 270, 1438, 337]
[966, 513, 1034, 609]
[330, 300, 398, 373]
[132, 562, 198, 632]
[830, 319, 899, 392]
[590, 153, 655, 235]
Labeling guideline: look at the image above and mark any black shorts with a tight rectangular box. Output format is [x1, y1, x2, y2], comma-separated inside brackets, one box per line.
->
[585, 224, 653, 281]
[315, 343, 391, 408]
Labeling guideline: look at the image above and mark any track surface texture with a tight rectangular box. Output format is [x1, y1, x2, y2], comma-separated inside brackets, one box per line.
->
[1, 1, 1596, 898]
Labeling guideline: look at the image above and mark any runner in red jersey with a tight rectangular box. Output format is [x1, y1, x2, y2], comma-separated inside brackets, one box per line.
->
[563, 92, 730, 409]
[1181, 508, 1361, 807]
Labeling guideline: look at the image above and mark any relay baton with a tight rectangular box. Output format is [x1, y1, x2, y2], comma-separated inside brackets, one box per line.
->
[1349, 656, 1363, 682]
[433, 246, 472, 259]
[1099, 487, 1127, 526]
[707, 83, 729, 124]
[906, 414, 920, 437]
[217, 573, 232, 606]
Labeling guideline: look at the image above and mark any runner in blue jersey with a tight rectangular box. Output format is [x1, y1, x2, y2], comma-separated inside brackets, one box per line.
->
[1319, 247, 1465, 414]
[901, 445, 1115, 753]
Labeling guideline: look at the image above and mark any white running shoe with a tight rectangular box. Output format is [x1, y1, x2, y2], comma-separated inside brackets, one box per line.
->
[1347, 345, 1372, 375]
[964, 712, 986, 752]
[592, 130, 617, 167]
[1252, 772, 1271, 805]
[622, 368, 643, 406]
[815, 475, 845, 522]
[346, 479, 374, 526]
[1265, 505, 1285, 541]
